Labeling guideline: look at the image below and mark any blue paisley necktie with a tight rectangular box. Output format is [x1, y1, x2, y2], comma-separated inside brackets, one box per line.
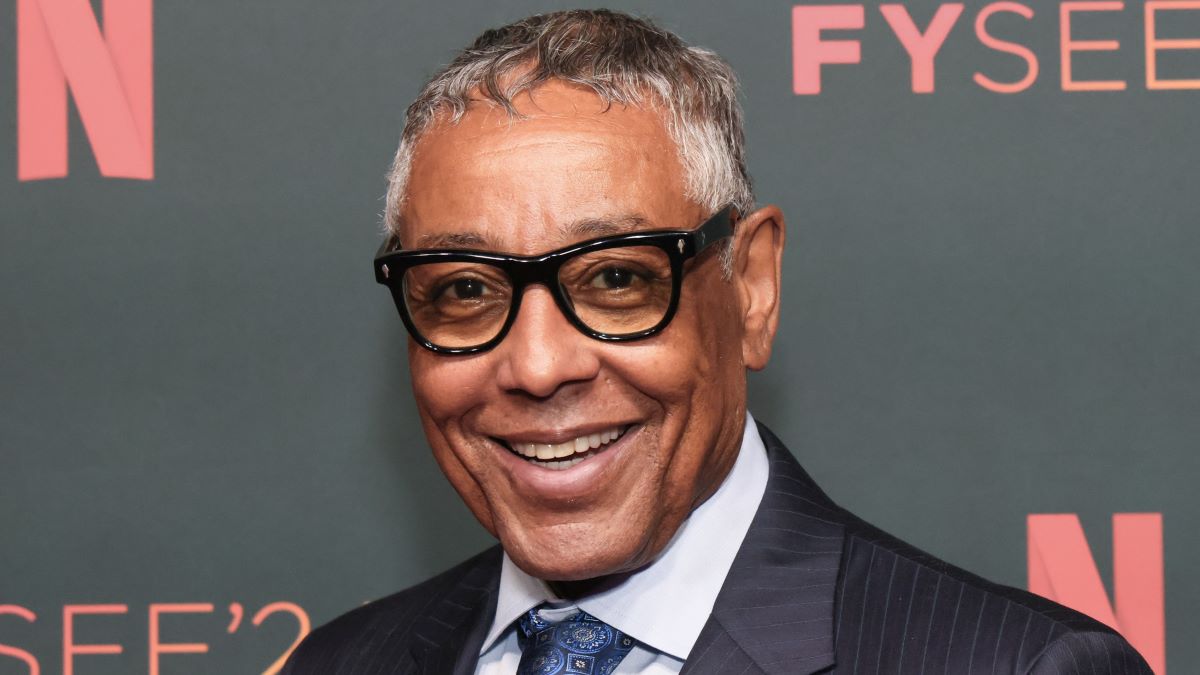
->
[515, 607, 636, 675]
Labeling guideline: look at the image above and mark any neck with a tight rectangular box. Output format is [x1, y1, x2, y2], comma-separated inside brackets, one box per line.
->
[546, 568, 633, 600]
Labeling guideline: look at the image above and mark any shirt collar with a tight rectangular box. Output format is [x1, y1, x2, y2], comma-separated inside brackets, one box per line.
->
[479, 412, 771, 660]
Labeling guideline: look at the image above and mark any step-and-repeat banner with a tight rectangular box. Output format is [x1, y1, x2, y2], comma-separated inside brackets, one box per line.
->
[2, 1, 1194, 672]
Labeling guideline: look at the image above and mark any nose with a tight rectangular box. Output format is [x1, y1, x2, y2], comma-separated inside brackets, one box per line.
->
[492, 285, 601, 398]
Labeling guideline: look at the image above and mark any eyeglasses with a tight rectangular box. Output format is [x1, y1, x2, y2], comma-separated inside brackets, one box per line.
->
[374, 205, 735, 354]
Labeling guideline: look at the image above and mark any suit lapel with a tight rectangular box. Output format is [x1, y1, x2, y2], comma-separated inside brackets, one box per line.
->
[409, 546, 502, 675]
[682, 423, 845, 675]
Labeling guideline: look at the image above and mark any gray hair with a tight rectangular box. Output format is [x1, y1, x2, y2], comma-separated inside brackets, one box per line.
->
[384, 9, 754, 270]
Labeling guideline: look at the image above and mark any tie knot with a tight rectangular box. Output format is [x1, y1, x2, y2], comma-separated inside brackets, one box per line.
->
[515, 607, 636, 675]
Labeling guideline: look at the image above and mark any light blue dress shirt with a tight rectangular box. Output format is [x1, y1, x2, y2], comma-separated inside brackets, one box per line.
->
[474, 413, 770, 674]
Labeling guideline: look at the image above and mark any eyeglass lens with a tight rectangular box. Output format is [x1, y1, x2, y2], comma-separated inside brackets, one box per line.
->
[401, 245, 674, 350]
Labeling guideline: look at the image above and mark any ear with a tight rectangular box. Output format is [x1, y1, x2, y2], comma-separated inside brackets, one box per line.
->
[732, 205, 786, 371]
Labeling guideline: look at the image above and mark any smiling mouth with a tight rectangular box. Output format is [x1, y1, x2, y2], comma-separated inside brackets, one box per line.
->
[497, 425, 631, 471]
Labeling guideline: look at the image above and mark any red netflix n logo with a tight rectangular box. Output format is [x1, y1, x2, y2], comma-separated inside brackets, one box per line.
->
[1028, 513, 1165, 674]
[17, 0, 153, 181]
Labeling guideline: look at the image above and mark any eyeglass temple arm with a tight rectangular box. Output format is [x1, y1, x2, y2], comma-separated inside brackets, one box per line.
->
[692, 204, 736, 254]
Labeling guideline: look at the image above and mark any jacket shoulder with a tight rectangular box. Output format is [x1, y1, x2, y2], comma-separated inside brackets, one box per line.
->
[752, 422, 1149, 672]
[1027, 629, 1152, 674]
[282, 546, 502, 674]
[835, 514, 1151, 673]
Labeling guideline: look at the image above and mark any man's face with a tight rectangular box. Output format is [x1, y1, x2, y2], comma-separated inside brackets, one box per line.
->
[400, 81, 781, 582]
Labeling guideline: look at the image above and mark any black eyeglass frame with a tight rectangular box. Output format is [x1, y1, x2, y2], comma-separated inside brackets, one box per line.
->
[373, 205, 735, 354]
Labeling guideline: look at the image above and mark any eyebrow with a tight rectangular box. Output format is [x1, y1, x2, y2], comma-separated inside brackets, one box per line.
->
[566, 213, 652, 238]
[411, 213, 656, 251]
[413, 231, 495, 249]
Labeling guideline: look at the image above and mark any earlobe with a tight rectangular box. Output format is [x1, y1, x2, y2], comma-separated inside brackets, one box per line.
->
[734, 206, 786, 371]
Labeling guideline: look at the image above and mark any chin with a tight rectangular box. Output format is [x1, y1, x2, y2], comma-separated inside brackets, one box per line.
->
[504, 528, 650, 582]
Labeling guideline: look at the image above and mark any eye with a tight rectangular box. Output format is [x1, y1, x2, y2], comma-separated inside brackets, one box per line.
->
[440, 277, 487, 300]
[590, 266, 638, 290]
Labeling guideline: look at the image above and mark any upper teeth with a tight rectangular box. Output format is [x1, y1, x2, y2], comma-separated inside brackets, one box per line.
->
[511, 427, 624, 461]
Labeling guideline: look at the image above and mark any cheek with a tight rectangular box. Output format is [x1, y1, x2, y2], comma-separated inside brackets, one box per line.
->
[604, 280, 744, 450]
[602, 279, 742, 418]
[408, 348, 496, 477]
[672, 279, 743, 383]
[408, 348, 491, 421]
[408, 346, 500, 531]
[658, 279, 746, 473]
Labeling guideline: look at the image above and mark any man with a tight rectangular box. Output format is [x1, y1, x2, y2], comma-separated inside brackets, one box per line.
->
[285, 10, 1150, 674]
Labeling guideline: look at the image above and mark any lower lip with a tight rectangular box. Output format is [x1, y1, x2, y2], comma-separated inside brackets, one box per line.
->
[494, 426, 639, 499]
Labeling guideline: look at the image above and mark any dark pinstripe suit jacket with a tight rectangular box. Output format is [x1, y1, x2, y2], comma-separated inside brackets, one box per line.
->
[283, 423, 1151, 674]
